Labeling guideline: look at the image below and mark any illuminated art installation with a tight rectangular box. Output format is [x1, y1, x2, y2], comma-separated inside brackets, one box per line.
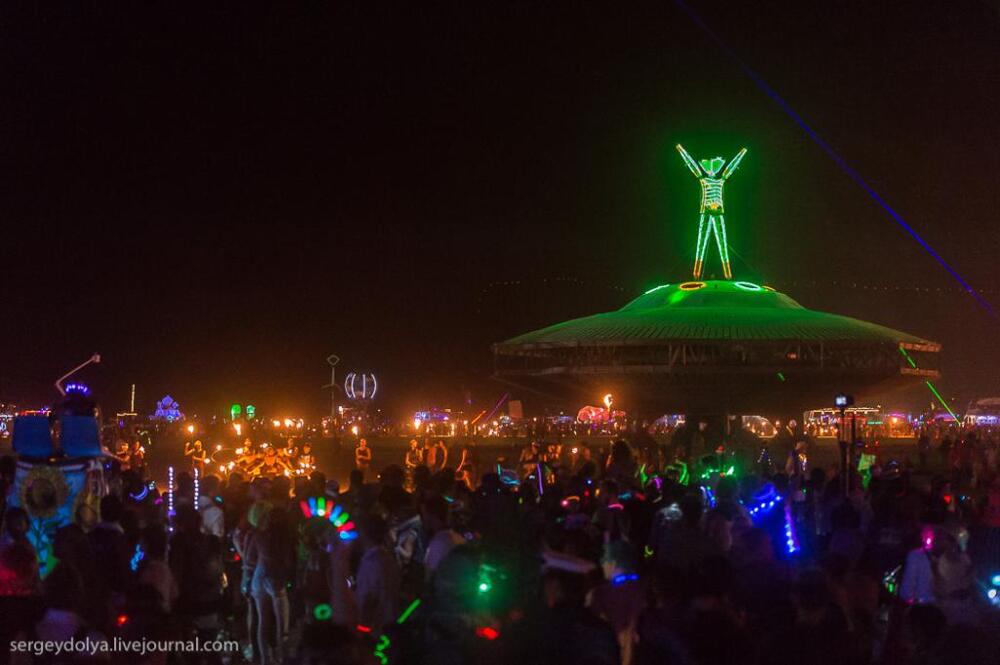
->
[674, 0, 994, 318]
[151, 395, 184, 422]
[676, 144, 747, 280]
[344, 372, 377, 402]
[577, 405, 623, 424]
[495, 142, 942, 415]
[9, 399, 108, 579]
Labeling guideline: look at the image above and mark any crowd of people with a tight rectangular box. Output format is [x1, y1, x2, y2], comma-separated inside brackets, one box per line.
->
[1, 427, 999, 664]
[174, 439, 319, 482]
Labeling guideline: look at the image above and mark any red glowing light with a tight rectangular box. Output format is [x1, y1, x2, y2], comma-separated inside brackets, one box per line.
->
[356, 624, 372, 633]
[116, 614, 128, 627]
[475, 626, 499, 640]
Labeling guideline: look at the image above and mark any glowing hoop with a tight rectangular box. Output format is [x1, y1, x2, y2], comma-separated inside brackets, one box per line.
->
[344, 372, 378, 401]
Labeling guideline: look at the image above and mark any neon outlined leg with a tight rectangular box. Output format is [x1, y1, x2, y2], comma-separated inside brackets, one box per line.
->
[693, 212, 707, 278]
[710, 215, 726, 278]
[716, 214, 732, 279]
[696, 215, 715, 279]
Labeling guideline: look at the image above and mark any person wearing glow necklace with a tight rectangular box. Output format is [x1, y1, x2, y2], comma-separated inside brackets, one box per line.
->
[586, 540, 645, 665]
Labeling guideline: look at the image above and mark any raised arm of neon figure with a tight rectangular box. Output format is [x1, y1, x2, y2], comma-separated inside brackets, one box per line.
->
[676, 144, 703, 178]
[721, 147, 748, 180]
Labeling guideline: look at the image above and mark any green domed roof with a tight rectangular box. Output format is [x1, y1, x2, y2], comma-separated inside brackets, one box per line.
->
[498, 280, 934, 348]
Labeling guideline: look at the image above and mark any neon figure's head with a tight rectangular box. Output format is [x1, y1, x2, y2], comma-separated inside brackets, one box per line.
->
[699, 157, 726, 177]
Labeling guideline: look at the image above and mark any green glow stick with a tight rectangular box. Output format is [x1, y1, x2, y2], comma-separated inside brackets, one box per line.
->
[396, 598, 421, 624]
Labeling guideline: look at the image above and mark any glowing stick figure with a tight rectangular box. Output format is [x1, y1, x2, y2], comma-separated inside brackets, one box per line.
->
[676, 144, 747, 280]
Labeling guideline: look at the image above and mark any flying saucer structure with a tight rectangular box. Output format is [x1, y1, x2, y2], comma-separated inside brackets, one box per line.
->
[493, 145, 940, 414]
[493, 280, 939, 413]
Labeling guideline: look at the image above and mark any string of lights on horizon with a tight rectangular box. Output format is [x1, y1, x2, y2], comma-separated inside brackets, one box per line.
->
[475, 276, 1000, 312]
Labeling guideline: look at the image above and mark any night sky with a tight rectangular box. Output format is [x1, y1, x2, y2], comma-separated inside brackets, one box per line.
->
[2, 1, 998, 418]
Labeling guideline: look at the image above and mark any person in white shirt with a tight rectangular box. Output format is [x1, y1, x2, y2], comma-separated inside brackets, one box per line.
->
[198, 475, 225, 538]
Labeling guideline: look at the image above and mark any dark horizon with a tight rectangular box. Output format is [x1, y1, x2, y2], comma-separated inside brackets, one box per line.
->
[3, 1, 998, 419]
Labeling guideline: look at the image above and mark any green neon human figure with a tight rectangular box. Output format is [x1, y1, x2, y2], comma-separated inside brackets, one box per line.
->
[676, 144, 747, 280]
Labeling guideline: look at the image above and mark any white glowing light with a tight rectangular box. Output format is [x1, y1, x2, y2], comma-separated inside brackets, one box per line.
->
[167, 466, 176, 532]
[193, 467, 200, 510]
[643, 284, 671, 295]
